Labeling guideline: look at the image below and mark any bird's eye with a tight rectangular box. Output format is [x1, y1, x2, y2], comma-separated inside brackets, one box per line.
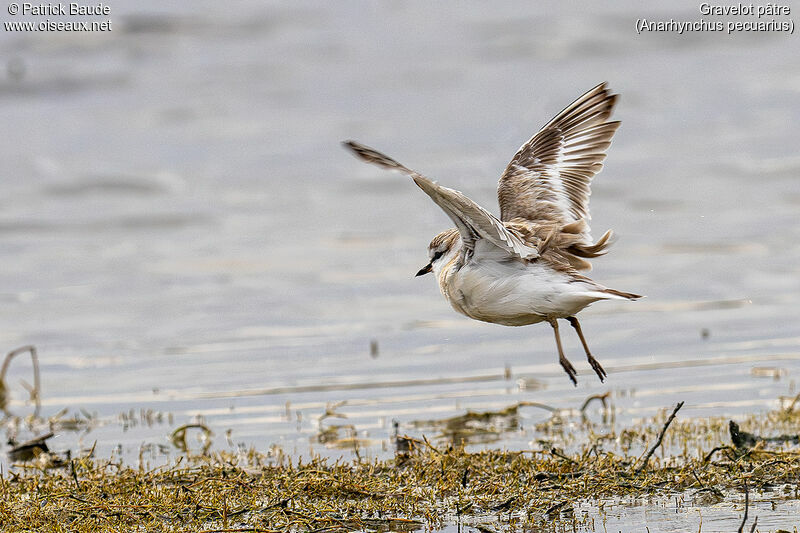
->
[431, 251, 444, 262]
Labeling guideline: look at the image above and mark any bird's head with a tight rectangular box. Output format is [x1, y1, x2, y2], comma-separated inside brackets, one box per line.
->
[416, 228, 459, 277]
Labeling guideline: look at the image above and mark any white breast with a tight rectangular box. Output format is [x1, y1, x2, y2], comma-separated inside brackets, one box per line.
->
[438, 255, 606, 326]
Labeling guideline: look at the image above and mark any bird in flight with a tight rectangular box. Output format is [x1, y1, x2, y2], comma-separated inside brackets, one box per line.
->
[343, 82, 641, 385]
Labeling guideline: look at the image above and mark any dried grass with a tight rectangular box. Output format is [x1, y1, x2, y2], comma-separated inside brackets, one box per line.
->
[2, 397, 800, 532]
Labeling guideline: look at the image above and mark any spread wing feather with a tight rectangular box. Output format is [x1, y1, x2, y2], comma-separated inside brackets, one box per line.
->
[343, 140, 540, 264]
[497, 82, 620, 236]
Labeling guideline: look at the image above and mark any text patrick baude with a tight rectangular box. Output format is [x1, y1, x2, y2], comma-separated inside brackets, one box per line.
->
[15, 2, 109, 16]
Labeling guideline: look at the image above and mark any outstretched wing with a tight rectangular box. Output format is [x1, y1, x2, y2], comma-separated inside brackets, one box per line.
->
[344, 140, 539, 263]
[497, 82, 620, 230]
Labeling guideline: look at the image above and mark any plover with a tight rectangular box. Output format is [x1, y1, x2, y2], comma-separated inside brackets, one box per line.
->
[344, 82, 640, 385]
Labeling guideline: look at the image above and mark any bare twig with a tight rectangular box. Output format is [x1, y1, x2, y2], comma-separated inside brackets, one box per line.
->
[737, 480, 749, 533]
[783, 391, 800, 413]
[516, 400, 558, 413]
[421, 434, 443, 455]
[548, 448, 577, 464]
[170, 423, 214, 454]
[580, 391, 610, 412]
[70, 460, 81, 491]
[703, 445, 733, 463]
[690, 469, 724, 498]
[735, 479, 760, 533]
[0, 345, 41, 418]
[635, 401, 684, 474]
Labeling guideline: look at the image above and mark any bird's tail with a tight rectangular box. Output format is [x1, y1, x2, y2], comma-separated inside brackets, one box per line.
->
[568, 228, 615, 258]
[602, 288, 643, 300]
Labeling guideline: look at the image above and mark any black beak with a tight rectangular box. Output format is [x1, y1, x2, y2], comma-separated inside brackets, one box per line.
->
[415, 263, 433, 277]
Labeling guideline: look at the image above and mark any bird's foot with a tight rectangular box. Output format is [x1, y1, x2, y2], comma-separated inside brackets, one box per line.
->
[587, 354, 607, 382]
[559, 356, 578, 386]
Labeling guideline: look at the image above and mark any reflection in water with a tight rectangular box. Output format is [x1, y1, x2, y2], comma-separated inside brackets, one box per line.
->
[411, 401, 556, 447]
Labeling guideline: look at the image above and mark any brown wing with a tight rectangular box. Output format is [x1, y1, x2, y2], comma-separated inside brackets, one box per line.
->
[343, 140, 540, 264]
[497, 82, 620, 232]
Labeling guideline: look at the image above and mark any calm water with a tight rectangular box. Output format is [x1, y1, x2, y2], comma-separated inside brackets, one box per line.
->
[1, 1, 799, 530]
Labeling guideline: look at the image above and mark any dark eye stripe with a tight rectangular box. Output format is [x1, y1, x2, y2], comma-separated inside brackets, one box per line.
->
[432, 251, 444, 261]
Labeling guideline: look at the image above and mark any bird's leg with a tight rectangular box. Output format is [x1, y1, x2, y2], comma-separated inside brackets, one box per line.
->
[567, 316, 607, 382]
[548, 318, 577, 386]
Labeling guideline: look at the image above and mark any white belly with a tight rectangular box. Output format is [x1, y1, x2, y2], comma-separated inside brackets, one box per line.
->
[440, 259, 603, 326]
